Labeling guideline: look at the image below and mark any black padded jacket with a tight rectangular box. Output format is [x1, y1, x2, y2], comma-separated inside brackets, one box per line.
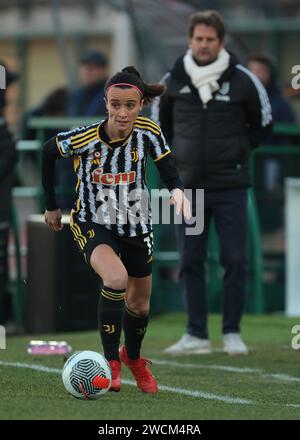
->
[156, 54, 273, 190]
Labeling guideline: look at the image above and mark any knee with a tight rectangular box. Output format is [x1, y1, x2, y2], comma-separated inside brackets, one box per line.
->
[181, 254, 205, 272]
[126, 300, 149, 317]
[220, 250, 245, 268]
[104, 270, 128, 291]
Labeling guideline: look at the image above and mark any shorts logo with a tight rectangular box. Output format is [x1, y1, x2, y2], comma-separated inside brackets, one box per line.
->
[131, 148, 139, 162]
[103, 324, 115, 334]
[87, 229, 95, 238]
[92, 168, 136, 186]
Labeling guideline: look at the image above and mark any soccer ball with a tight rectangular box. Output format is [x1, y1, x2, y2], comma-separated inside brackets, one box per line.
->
[62, 350, 112, 399]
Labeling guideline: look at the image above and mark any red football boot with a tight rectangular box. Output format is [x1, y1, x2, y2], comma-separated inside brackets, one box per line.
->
[108, 360, 121, 392]
[119, 346, 158, 393]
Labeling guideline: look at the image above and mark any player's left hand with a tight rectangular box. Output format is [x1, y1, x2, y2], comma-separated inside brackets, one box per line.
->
[170, 188, 191, 221]
[44, 209, 64, 232]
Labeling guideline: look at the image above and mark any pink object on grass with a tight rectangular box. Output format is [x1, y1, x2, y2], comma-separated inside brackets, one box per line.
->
[28, 340, 72, 355]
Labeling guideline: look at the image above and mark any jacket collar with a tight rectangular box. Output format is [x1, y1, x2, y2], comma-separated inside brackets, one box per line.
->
[171, 51, 238, 87]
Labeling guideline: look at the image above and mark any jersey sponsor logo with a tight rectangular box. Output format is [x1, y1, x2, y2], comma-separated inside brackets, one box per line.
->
[92, 168, 136, 186]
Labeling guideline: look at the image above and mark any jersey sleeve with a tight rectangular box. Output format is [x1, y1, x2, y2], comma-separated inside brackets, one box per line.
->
[148, 128, 172, 163]
[42, 136, 61, 210]
[56, 125, 99, 158]
[147, 125, 184, 191]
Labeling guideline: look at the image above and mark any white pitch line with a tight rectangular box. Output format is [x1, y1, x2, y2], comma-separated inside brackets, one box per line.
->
[263, 373, 300, 383]
[151, 359, 300, 383]
[0, 360, 253, 405]
[152, 359, 261, 374]
[154, 384, 252, 405]
[0, 360, 62, 374]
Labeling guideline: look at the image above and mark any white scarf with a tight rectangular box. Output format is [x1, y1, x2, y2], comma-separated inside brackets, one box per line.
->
[183, 48, 230, 104]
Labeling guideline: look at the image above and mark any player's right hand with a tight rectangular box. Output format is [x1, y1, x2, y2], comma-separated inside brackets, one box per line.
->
[170, 188, 191, 221]
[44, 209, 63, 232]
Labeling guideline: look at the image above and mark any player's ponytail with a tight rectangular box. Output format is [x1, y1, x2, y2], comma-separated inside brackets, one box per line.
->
[105, 66, 165, 105]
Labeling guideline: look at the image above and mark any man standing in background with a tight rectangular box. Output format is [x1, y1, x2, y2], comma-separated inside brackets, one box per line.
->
[68, 50, 109, 117]
[155, 10, 272, 355]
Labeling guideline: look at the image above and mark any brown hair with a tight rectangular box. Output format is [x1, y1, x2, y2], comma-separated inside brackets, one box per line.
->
[247, 53, 274, 75]
[188, 10, 226, 41]
[105, 66, 165, 105]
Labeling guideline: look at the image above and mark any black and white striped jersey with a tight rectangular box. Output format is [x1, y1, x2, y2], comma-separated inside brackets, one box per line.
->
[45, 116, 180, 237]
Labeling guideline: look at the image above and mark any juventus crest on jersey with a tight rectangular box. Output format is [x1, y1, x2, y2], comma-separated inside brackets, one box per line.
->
[55, 116, 171, 237]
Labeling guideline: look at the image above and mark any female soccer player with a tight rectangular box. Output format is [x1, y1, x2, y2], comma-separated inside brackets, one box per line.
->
[42, 66, 190, 394]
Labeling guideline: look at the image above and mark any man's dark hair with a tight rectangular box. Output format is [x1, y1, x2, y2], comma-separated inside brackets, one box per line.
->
[247, 53, 274, 75]
[80, 50, 108, 67]
[188, 10, 226, 41]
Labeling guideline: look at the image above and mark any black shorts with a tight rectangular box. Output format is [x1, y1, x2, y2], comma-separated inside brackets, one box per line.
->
[70, 220, 153, 278]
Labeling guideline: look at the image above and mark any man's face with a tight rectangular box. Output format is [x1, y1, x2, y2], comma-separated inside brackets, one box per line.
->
[79, 63, 108, 87]
[189, 24, 224, 65]
[247, 61, 271, 86]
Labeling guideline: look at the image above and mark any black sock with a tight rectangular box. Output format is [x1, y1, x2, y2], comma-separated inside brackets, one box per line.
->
[123, 305, 149, 360]
[97, 286, 125, 361]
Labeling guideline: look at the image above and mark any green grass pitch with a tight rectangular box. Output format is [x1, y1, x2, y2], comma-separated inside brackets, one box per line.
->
[0, 313, 300, 420]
